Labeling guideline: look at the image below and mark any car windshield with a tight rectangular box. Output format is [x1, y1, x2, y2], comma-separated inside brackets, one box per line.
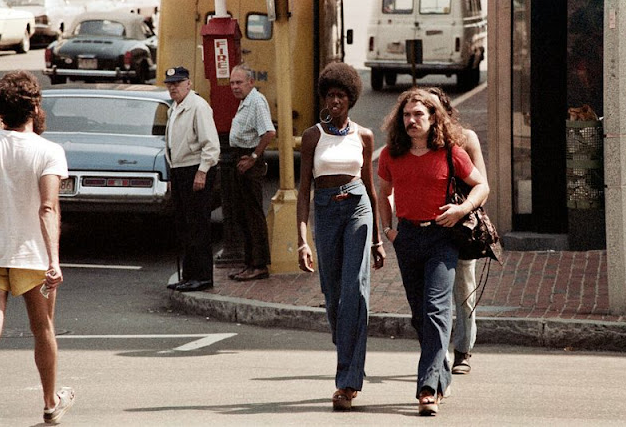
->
[6, 0, 45, 6]
[74, 19, 126, 37]
[42, 95, 169, 136]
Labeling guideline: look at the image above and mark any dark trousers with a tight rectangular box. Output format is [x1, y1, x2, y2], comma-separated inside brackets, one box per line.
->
[171, 165, 216, 282]
[393, 219, 458, 397]
[232, 148, 270, 268]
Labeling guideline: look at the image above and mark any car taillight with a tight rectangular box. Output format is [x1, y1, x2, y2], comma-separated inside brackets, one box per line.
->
[124, 51, 132, 70]
[82, 177, 153, 188]
[44, 48, 53, 66]
[369, 36, 374, 52]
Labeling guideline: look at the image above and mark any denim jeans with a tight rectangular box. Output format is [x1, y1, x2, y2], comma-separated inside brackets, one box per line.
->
[453, 259, 477, 354]
[393, 219, 458, 397]
[314, 180, 372, 391]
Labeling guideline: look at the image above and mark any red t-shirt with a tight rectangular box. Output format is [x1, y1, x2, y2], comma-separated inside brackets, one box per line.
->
[378, 145, 474, 221]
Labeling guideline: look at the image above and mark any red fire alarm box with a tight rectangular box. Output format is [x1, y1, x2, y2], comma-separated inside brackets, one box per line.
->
[201, 18, 242, 135]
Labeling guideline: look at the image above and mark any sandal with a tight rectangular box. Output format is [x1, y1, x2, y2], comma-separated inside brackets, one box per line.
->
[228, 268, 248, 280]
[234, 268, 269, 282]
[418, 390, 441, 416]
[332, 388, 358, 411]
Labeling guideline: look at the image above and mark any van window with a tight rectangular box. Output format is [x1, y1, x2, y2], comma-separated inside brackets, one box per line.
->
[382, 0, 413, 14]
[420, 0, 451, 14]
[247, 14, 272, 40]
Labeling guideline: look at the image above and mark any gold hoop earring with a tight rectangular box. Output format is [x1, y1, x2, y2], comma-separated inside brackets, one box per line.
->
[319, 107, 331, 124]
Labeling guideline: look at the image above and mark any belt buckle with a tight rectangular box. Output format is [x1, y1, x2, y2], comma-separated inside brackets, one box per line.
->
[420, 221, 433, 227]
[333, 192, 350, 201]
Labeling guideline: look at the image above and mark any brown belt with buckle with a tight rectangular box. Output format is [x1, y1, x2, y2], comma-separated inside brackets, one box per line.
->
[331, 193, 352, 201]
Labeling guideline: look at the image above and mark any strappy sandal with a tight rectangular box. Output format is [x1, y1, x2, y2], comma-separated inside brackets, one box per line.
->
[418, 390, 441, 416]
[332, 388, 358, 411]
[228, 268, 248, 280]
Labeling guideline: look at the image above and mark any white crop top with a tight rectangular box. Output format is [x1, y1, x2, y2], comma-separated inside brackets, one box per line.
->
[313, 123, 364, 179]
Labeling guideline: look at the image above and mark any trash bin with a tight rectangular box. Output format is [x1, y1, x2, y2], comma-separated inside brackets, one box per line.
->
[565, 119, 606, 250]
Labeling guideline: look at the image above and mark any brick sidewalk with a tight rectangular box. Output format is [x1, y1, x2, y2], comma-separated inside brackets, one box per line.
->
[205, 243, 623, 323]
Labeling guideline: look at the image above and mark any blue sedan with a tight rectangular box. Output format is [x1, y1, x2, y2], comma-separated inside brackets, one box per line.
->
[42, 85, 174, 215]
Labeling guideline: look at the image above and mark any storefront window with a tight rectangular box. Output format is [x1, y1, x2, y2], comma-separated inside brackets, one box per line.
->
[512, 0, 532, 217]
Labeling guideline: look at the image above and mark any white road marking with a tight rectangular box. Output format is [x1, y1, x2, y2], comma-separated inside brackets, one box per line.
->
[170, 333, 238, 352]
[56, 334, 231, 339]
[55, 333, 238, 353]
[60, 263, 142, 270]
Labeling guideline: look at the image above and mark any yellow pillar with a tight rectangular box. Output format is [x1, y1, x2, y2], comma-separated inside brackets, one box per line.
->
[266, 0, 308, 273]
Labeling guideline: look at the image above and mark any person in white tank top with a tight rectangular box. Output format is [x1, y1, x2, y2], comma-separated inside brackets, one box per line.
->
[296, 62, 385, 411]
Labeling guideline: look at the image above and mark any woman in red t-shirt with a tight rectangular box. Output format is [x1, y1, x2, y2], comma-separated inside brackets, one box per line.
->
[377, 88, 489, 416]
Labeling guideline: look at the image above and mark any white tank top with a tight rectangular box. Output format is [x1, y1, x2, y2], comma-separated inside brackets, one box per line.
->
[313, 123, 364, 179]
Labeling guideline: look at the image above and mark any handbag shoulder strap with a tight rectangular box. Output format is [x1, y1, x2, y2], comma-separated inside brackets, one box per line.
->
[445, 146, 456, 203]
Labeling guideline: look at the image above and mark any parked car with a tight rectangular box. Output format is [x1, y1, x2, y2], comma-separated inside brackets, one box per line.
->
[0, 0, 35, 53]
[43, 11, 157, 85]
[41, 85, 174, 215]
[6, 0, 85, 46]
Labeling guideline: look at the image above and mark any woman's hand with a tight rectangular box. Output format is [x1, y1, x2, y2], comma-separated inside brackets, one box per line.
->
[298, 244, 315, 272]
[372, 245, 386, 269]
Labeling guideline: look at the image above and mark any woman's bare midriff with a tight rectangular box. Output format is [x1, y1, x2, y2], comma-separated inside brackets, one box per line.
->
[314, 174, 360, 189]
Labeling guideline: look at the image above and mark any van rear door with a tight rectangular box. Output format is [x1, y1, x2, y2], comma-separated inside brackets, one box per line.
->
[367, 0, 416, 62]
[417, 0, 457, 64]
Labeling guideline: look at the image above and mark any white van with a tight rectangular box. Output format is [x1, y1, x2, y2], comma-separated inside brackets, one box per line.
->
[364, 0, 487, 90]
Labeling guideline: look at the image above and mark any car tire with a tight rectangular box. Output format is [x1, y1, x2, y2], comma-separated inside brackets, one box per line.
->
[371, 68, 384, 91]
[50, 75, 67, 85]
[384, 72, 397, 87]
[15, 29, 31, 54]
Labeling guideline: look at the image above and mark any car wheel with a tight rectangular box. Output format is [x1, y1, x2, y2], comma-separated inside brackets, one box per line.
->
[371, 68, 383, 91]
[15, 29, 30, 54]
[49, 75, 67, 85]
[384, 72, 397, 87]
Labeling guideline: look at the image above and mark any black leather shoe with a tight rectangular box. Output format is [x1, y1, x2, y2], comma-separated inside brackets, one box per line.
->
[176, 280, 213, 292]
[167, 280, 187, 290]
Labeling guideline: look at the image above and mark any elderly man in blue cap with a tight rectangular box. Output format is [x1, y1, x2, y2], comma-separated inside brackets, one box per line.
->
[164, 66, 220, 292]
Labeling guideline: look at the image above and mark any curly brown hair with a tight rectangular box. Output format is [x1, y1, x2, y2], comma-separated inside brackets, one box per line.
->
[0, 71, 42, 130]
[382, 87, 464, 157]
[318, 62, 362, 109]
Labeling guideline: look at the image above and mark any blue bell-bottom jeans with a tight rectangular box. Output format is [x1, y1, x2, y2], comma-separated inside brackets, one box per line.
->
[393, 219, 459, 397]
[314, 180, 372, 391]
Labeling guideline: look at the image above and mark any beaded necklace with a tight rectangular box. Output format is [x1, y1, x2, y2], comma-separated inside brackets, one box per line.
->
[327, 119, 351, 136]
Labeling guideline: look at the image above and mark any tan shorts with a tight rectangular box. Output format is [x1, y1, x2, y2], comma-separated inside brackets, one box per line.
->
[0, 268, 46, 297]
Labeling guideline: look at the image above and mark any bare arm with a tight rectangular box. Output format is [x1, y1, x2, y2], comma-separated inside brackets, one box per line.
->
[462, 128, 488, 205]
[39, 174, 63, 289]
[296, 126, 318, 272]
[359, 126, 385, 269]
[237, 130, 276, 174]
[436, 166, 489, 227]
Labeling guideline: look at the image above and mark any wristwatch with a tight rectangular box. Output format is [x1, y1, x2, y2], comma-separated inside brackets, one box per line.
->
[251, 152, 258, 160]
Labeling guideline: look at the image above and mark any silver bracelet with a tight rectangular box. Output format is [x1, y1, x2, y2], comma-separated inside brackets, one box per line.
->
[372, 241, 383, 248]
[297, 243, 309, 251]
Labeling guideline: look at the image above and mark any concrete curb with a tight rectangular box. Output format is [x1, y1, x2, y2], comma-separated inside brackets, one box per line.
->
[167, 292, 626, 352]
